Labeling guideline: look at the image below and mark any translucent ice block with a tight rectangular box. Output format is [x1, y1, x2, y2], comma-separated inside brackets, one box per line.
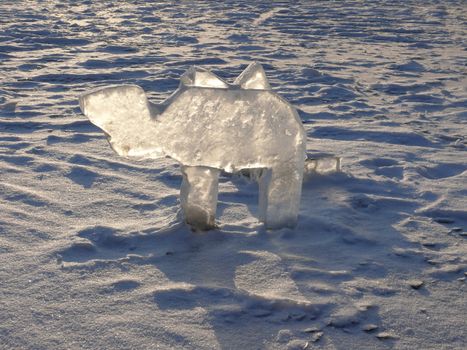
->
[80, 63, 307, 230]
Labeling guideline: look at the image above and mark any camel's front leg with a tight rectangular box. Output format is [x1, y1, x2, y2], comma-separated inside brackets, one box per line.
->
[180, 166, 220, 230]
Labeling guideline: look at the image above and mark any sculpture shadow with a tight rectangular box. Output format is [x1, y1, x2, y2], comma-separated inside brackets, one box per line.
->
[57, 170, 432, 349]
[216, 172, 261, 223]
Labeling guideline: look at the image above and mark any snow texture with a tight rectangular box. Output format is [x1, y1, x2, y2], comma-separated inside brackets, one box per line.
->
[79, 64, 306, 229]
[0, 1, 466, 350]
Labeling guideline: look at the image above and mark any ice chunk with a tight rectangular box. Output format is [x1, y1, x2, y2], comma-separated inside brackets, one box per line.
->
[305, 156, 341, 175]
[79, 62, 307, 230]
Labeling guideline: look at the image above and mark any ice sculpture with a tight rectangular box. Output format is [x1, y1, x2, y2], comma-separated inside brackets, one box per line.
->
[79, 63, 306, 230]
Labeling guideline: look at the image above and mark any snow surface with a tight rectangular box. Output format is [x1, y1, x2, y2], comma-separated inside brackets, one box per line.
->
[0, 1, 466, 349]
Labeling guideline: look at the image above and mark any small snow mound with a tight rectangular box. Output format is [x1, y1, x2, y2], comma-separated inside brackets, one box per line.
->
[391, 60, 426, 72]
[0, 101, 17, 113]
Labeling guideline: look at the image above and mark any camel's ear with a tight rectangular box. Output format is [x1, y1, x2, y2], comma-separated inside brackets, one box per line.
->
[180, 66, 229, 88]
[234, 62, 270, 90]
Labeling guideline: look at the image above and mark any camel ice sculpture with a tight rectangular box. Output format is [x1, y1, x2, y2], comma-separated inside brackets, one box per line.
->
[79, 63, 306, 230]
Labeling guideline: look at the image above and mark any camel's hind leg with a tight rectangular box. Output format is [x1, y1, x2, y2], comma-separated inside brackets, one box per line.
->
[180, 166, 220, 230]
[258, 165, 303, 229]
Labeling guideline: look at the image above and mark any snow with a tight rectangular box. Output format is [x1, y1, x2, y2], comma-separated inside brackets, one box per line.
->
[80, 64, 306, 229]
[1, 1, 466, 349]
